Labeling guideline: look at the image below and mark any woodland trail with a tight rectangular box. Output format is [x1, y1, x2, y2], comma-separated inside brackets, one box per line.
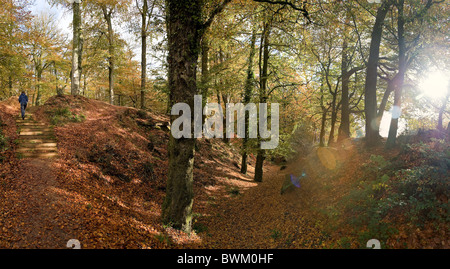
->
[199, 166, 325, 248]
[1, 101, 355, 249]
[1, 158, 75, 248]
[197, 147, 354, 249]
[0, 108, 78, 248]
[193, 140, 369, 249]
[15, 107, 58, 159]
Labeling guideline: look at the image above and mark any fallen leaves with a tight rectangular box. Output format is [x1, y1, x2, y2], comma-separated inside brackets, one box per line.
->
[1, 96, 448, 249]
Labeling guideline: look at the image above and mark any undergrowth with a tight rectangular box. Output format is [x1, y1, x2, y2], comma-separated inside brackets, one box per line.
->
[336, 138, 449, 248]
[0, 120, 9, 162]
[47, 107, 85, 126]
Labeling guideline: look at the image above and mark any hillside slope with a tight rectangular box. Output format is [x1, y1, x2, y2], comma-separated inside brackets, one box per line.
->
[1, 95, 448, 249]
[0, 95, 259, 248]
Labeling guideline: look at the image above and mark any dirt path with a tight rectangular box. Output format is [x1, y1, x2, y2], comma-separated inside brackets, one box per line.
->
[2, 159, 72, 248]
[195, 143, 364, 249]
[1, 99, 355, 249]
[0, 110, 79, 248]
[197, 153, 342, 249]
[15, 108, 58, 159]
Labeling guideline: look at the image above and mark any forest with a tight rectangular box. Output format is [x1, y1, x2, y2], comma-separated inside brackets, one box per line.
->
[0, 0, 449, 251]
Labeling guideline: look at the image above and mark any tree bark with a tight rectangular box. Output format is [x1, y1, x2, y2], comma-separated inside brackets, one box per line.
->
[71, 1, 82, 96]
[386, 0, 406, 148]
[201, 35, 209, 116]
[162, 0, 203, 234]
[241, 29, 256, 174]
[327, 92, 338, 146]
[364, 0, 392, 147]
[162, 0, 230, 233]
[437, 89, 449, 131]
[376, 75, 396, 132]
[319, 108, 327, 147]
[35, 70, 42, 106]
[140, 0, 148, 109]
[338, 33, 350, 142]
[8, 76, 13, 97]
[254, 21, 270, 182]
[102, 5, 114, 105]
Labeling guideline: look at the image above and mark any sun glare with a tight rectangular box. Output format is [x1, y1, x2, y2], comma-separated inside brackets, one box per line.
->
[419, 71, 449, 99]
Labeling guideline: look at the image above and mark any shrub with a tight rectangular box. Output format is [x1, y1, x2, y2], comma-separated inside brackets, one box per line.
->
[0, 123, 9, 162]
[270, 229, 282, 239]
[340, 140, 449, 247]
[48, 107, 85, 126]
[227, 186, 240, 196]
[390, 155, 449, 226]
[0, 133, 7, 163]
[0, 133, 7, 151]
[193, 222, 208, 233]
[154, 233, 172, 245]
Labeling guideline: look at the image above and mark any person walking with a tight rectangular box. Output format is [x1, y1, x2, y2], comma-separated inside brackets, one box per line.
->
[18, 91, 28, 120]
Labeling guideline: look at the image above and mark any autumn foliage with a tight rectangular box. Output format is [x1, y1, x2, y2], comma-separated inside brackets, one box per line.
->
[1, 95, 448, 249]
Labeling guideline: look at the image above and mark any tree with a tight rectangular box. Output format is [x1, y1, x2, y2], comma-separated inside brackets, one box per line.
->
[162, 0, 231, 233]
[363, 0, 393, 147]
[101, 4, 115, 105]
[27, 13, 66, 105]
[386, 0, 442, 147]
[135, 0, 156, 109]
[308, 23, 343, 147]
[240, 28, 256, 175]
[71, 0, 82, 95]
[254, 16, 271, 182]
[336, 3, 365, 142]
[437, 85, 450, 131]
[85, 0, 130, 104]
[386, 0, 407, 148]
[0, 0, 31, 98]
[48, 0, 84, 96]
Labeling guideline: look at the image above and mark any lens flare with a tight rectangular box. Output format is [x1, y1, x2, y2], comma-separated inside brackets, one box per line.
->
[419, 71, 449, 99]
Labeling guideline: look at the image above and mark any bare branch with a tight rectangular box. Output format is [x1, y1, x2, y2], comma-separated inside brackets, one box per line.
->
[202, 0, 232, 32]
[253, 0, 312, 23]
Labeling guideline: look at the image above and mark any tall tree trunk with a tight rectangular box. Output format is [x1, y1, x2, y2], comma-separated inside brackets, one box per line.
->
[102, 6, 114, 105]
[318, 81, 327, 147]
[222, 93, 229, 143]
[364, 0, 392, 147]
[8, 75, 13, 97]
[217, 47, 229, 143]
[328, 107, 337, 146]
[83, 73, 87, 96]
[162, 0, 230, 234]
[319, 109, 327, 147]
[386, 0, 406, 148]
[35, 68, 42, 106]
[201, 35, 209, 122]
[162, 0, 203, 234]
[254, 22, 270, 183]
[54, 65, 60, 96]
[71, 1, 82, 96]
[338, 33, 350, 142]
[328, 89, 338, 146]
[437, 89, 450, 131]
[241, 28, 256, 174]
[140, 0, 148, 109]
[376, 75, 396, 131]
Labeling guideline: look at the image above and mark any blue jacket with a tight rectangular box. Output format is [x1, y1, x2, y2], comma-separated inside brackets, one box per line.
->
[19, 93, 28, 105]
